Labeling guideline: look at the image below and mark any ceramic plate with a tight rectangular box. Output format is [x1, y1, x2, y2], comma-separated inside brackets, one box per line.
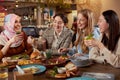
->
[14, 64, 46, 74]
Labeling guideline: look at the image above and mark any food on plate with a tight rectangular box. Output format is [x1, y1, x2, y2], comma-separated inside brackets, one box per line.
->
[11, 54, 29, 60]
[23, 66, 39, 73]
[1, 54, 30, 66]
[46, 62, 78, 78]
[64, 62, 78, 77]
[65, 62, 77, 72]
[45, 58, 59, 65]
[46, 69, 57, 77]
[18, 60, 33, 65]
[55, 73, 67, 78]
[66, 70, 76, 77]
[58, 56, 68, 61]
[57, 67, 66, 74]
[41, 55, 68, 66]
[2, 57, 18, 66]
[30, 51, 43, 59]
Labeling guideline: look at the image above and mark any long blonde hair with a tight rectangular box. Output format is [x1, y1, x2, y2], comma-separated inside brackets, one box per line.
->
[74, 9, 94, 53]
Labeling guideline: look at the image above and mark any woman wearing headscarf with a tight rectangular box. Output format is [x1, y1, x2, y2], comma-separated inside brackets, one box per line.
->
[0, 14, 33, 60]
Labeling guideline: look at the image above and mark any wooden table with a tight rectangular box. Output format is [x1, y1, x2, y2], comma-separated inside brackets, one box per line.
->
[8, 63, 120, 80]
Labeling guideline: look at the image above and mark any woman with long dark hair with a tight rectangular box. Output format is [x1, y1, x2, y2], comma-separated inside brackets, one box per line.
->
[84, 10, 120, 68]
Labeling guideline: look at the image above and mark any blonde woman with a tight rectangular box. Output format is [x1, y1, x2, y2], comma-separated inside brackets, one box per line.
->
[59, 9, 100, 57]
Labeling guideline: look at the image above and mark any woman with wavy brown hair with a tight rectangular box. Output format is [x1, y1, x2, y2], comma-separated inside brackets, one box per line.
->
[59, 9, 100, 57]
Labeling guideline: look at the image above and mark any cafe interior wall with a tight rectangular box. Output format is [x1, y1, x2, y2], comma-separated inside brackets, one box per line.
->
[67, 0, 120, 29]
[67, 0, 102, 29]
[101, 0, 120, 19]
[1, 0, 119, 28]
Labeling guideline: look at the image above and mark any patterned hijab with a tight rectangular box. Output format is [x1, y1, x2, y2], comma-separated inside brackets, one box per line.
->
[0, 14, 22, 47]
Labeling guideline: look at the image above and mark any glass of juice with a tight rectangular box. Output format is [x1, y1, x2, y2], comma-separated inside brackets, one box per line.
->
[84, 34, 94, 40]
[0, 67, 8, 80]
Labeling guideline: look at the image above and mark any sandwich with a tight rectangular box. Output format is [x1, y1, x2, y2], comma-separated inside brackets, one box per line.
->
[65, 62, 77, 72]
[30, 52, 41, 59]
[55, 62, 78, 78]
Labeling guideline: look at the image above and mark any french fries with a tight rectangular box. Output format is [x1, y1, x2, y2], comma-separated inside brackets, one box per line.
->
[18, 60, 33, 65]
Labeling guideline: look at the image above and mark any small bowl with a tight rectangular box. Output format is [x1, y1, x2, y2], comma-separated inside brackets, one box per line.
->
[57, 67, 66, 74]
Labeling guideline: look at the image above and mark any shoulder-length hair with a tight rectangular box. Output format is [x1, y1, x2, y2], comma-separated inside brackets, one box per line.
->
[75, 9, 94, 53]
[102, 10, 120, 51]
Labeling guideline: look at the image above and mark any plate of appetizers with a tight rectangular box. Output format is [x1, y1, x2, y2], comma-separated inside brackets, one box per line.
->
[46, 62, 80, 79]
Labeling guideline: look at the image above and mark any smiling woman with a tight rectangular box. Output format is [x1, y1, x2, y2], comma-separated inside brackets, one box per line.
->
[59, 9, 100, 57]
[84, 10, 120, 68]
[42, 13, 73, 55]
[0, 14, 33, 60]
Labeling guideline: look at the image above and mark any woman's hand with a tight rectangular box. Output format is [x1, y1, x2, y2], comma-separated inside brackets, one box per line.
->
[72, 53, 84, 57]
[1, 32, 24, 55]
[84, 39, 104, 49]
[58, 48, 69, 53]
[9, 32, 24, 44]
[27, 36, 34, 44]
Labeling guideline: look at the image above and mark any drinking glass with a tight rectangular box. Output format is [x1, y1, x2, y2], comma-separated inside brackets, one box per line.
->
[16, 28, 22, 34]
[0, 67, 8, 80]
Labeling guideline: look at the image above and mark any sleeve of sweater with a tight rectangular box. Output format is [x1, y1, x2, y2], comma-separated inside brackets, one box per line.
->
[23, 33, 33, 55]
[89, 37, 120, 68]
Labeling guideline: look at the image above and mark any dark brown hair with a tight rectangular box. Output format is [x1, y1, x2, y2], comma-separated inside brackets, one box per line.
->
[53, 13, 68, 24]
[102, 10, 120, 51]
